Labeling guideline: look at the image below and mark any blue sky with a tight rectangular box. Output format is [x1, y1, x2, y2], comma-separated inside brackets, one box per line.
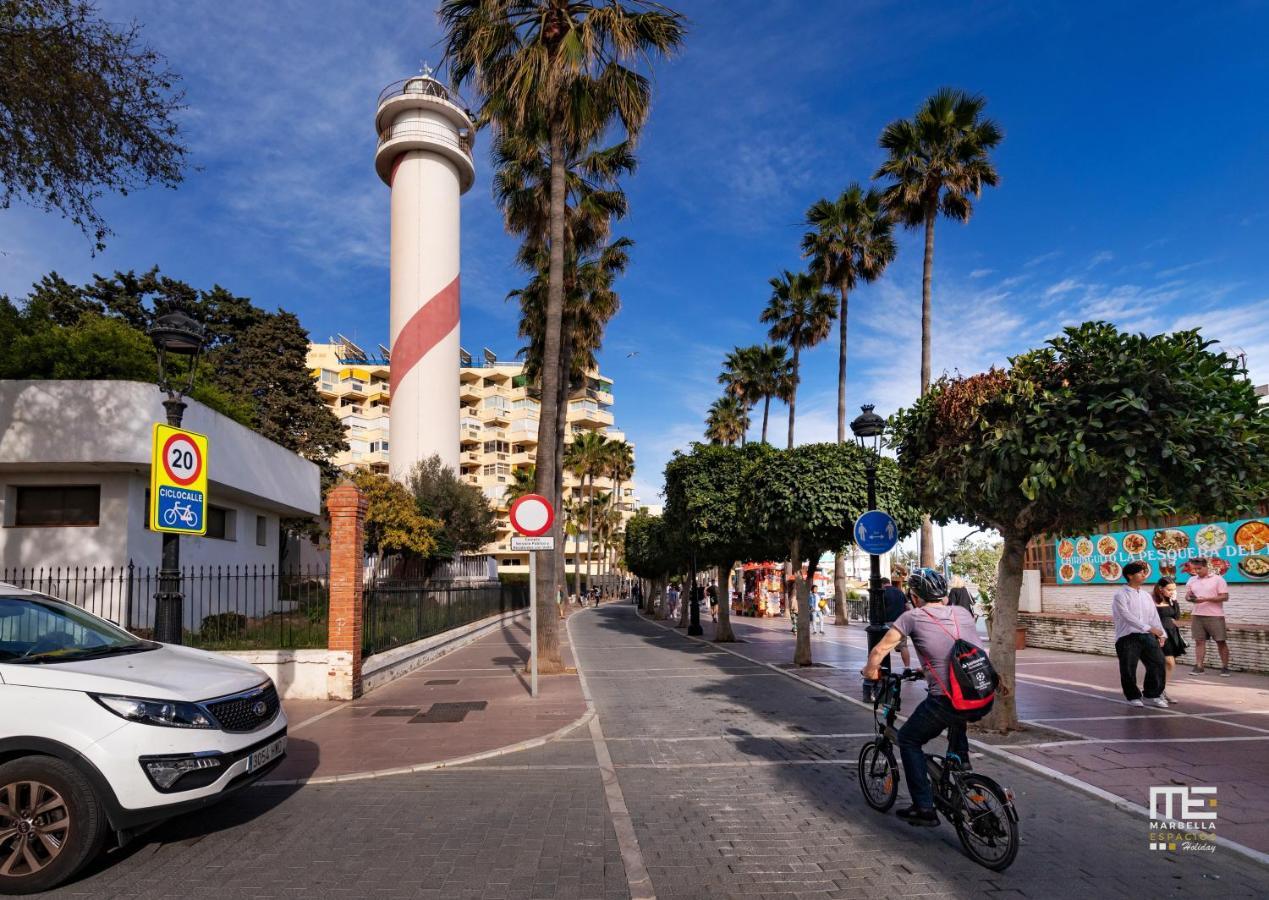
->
[2, 0, 1267, 520]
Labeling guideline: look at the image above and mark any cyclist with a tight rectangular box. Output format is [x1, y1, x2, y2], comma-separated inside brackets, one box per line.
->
[861, 568, 992, 827]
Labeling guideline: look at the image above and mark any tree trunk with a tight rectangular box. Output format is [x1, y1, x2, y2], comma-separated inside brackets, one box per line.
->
[833, 553, 848, 625]
[981, 531, 1026, 732]
[715, 559, 736, 642]
[528, 131, 568, 674]
[585, 472, 595, 596]
[554, 334, 572, 609]
[919, 202, 937, 569]
[791, 539, 812, 665]
[761, 395, 771, 444]
[837, 284, 849, 442]
[787, 343, 800, 450]
[678, 572, 690, 628]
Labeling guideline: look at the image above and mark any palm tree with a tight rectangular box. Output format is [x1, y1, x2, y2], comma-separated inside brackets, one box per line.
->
[603, 439, 634, 544]
[718, 345, 765, 444]
[443, 0, 685, 668]
[747, 343, 794, 445]
[705, 395, 749, 446]
[760, 271, 836, 449]
[562, 496, 585, 599]
[564, 430, 610, 595]
[505, 464, 537, 504]
[874, 87, 1002, 566]
[803, 184, 896, 624]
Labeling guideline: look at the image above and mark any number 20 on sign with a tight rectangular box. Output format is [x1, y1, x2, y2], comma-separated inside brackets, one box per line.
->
[149, 423, 209, 535]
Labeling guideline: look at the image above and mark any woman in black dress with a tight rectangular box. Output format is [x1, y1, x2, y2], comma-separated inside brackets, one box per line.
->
[1153, 577, 1186, 703]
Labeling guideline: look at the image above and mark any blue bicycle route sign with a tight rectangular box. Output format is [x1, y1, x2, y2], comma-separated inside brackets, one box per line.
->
[854, 509, 898, 555]
[149, 423, 209, 535]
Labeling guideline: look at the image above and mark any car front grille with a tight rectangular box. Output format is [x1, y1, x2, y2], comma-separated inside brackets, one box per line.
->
[206, 682, 280, 733]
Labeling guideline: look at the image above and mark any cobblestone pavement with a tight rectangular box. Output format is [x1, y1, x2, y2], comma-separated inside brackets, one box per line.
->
[38, 604, 1267, 899]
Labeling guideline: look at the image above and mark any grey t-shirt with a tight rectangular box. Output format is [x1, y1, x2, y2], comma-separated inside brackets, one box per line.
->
[892, 603, 984, 697]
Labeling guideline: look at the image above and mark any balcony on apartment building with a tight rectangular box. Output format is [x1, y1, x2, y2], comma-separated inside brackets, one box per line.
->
[566, 398, 614, 427]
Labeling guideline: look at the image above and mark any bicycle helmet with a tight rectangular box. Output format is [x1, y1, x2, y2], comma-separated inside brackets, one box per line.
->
[907, 568, 949, 604]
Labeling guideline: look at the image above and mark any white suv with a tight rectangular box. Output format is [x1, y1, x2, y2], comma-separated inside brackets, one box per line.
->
[0, 584, 287, 894]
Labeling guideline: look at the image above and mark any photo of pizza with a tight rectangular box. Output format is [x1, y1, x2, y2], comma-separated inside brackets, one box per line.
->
[1182, 557, 1229, 576]
[1075, 537, 1095, 558]
[1097, 535, 1118, 556]
[1079, 562, 1095, 582]
[1152, 529, 1189, 552]
[1058, 539, 1076, 559]
[1239, 555, 1269, 579]
[1196, 524, 1227, 554]
[1059, 563, 1075, 582]
[1099, 560, 1122, 580]
[1122, 533, 1147, 555]
[1235, 521, 1269, 553]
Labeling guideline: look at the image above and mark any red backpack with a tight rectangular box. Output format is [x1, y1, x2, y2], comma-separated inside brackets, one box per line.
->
[916, 608, 997, 711]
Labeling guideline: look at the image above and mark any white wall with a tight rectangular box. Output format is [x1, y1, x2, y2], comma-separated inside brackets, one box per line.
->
[1040, 581, 1269, 625]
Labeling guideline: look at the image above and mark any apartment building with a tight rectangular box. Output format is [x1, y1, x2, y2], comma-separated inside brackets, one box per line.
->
[307, 337, 392, 474]
[308, 340, 638, 579]
[460, 348, 638, 578]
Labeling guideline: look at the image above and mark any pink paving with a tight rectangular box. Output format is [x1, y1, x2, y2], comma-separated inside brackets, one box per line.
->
[658, 610, 1269, 855]
[267, 613, 586, 783]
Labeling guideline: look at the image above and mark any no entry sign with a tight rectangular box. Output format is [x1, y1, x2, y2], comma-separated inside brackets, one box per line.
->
[509, 493, 554, 537]
[150, 423, 209, 535]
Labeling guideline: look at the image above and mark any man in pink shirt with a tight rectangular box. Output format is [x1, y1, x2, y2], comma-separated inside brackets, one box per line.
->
[1186, 557, 1232, 676]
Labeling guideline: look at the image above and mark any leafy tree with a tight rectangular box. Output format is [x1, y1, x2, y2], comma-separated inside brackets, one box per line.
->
[624, 511, 683, 618]
[760, 271, 835, 448]
[802, 184, 897, 622]
[352, 470, 442, 559]
[443, 0, 685, 673]
[1, 0, 187, 248]
[704, 395, 749, 446]
[874, 87, 1002, 567]
[889, 322, 1269, 730]
[407, 454, 499, 558]
[752, 443, 921, 665]
[663, 443, 782, 641]
[949, 537, 1002, 611]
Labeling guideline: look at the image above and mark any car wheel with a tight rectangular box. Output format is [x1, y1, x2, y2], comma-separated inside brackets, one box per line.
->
[0, 757, 108, 895]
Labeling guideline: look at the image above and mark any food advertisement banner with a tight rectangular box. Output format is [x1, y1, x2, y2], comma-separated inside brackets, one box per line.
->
[1054, 519, 1269, 585]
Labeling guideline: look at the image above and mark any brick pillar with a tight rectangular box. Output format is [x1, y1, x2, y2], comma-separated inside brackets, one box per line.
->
[326, 482, 367, 700]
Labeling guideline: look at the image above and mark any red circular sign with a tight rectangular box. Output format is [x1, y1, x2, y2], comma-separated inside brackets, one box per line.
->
[161, 433, 203, 486]
[509, 493, 554, 536]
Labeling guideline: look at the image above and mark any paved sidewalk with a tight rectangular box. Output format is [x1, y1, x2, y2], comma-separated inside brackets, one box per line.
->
[661, 609, 1269, 857]
[267, 612, 588, 783]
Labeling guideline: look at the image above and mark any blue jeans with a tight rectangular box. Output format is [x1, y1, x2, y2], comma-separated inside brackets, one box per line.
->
[897, 694, 990, 810]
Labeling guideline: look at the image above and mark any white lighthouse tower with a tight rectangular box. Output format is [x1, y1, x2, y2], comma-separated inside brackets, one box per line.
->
[374, 67, 475, 478]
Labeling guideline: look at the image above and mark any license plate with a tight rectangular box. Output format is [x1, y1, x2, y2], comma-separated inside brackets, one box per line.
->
[247, 735, 286, 772]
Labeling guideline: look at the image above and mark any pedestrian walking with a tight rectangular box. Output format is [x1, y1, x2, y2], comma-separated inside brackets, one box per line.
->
[883, 567, 913, 669]
[666, 583, 680, 620]
[810, 586, 825, 635]
[1111, 561, 1169, 707]
[1153, 577, 1186, 702]
[948, 576, 975, 615]
[1185, 557, 1232, 676]
[707, 582, 719, 623]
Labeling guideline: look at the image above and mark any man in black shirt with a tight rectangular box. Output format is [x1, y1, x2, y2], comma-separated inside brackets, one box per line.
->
[882, 568, 913, 669]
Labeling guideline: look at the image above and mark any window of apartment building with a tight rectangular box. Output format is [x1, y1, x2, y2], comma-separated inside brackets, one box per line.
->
[569, 399, 598, 412]
[483, 440, 510, 454]
[256, 515, 268, 546]
[319, 369, 338, 390]
[484, 395, 510, 411]
[12, 485, 100, 527]
[206, 506, 234, 541]
[482, 464, 510, 476]
[500, 558, 518, 566]
[512, 398, 540, 411]
[369, 440, 389, 453]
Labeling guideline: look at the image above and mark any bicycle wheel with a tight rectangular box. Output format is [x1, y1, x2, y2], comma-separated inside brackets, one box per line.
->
[952, 774, 1018, 871]
[857, 740, 899, 812]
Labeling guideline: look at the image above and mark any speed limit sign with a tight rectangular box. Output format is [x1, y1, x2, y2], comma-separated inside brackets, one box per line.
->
[150, 423, 209, 535]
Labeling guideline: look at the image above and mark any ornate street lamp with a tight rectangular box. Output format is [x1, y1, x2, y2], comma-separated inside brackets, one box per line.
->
[149, 310, 206, 644]
[850, 404, 888, 701]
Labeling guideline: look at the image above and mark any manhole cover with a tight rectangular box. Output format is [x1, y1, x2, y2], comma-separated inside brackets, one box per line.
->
[409, 701, 489, 724]
[373, 707, 421, 717]
[426, 679, 460, 685]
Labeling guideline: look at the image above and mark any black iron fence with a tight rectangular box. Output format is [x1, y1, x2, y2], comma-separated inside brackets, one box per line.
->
[1, 564, 329, 650]
[363, 558, 528, 657]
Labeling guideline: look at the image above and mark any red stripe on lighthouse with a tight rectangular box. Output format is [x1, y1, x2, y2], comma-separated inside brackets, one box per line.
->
[390, 276, 460, 396]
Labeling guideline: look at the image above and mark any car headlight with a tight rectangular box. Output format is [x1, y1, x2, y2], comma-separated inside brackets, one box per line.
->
[94, 694, 215, 729]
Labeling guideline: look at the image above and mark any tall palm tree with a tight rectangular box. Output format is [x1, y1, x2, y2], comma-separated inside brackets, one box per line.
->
[443, 0, 685, 668]
[562, 496, 585, 599]
[802, 184, 897, 624]
[604, 439, 634, 542]
[564, 430, 610, 595]
[705, 395, 749, 446]
[760, 271, 836, 449]
[718, 345, 765, 445]
[748, 343, 794, 445]
[874, 87, 1002, 566]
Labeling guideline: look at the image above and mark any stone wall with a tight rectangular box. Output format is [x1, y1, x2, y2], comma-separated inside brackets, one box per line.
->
[1018, 611, 1269, 674]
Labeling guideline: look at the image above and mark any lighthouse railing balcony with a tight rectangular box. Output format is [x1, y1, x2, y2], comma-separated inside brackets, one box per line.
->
[378, 122, 474, 158]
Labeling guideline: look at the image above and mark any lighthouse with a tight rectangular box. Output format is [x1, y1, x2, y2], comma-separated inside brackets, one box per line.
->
[374, 68, 475, 478]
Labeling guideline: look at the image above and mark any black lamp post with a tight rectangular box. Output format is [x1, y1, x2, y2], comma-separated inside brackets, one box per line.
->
[687, 549, 703, 636]
[149, 310, 206, 644]
[850, 403, 887, 702]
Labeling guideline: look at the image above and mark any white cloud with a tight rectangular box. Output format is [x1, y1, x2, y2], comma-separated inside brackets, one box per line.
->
[1044, 278, 1081, 298]
[1024, 250, 1062, 268]
[969, 268, 994, 279]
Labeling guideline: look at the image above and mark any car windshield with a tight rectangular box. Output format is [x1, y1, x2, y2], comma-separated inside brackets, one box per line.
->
[0, 594, 156, 663]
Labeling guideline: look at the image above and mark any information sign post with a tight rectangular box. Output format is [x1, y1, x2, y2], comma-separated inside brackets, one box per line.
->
[509, 495, 555, 699]
[149, 422, 210, 644]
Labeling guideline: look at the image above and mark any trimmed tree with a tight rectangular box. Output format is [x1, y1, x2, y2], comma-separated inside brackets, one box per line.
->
[663, 443, 782, 642]
[624, 511, 679, 619]
[753, 443, 921, 665]
[890, 322, 1269, 731]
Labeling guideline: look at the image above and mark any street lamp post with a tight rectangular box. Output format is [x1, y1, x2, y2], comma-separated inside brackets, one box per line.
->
[850, 404, 887, 703]
[688, 549, 703, 636]
[149, 310, 206, 645]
